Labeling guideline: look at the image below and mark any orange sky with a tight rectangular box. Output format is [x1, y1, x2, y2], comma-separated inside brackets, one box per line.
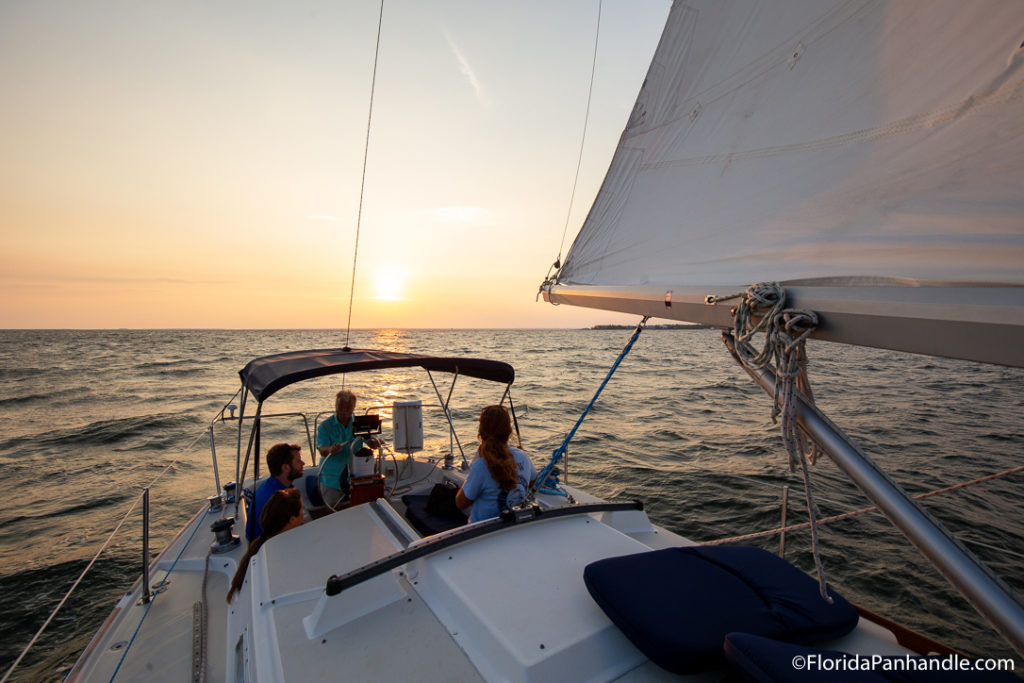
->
[0, 1, 669, 329]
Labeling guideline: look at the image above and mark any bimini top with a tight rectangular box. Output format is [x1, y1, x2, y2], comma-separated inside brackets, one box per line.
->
[239, 348, 515, 402]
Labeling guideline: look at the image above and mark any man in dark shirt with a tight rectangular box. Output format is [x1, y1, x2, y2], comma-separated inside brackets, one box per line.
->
[247, 443, 304, 540]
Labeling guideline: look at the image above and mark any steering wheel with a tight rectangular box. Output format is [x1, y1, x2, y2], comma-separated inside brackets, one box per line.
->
[317, 449, 350, 512]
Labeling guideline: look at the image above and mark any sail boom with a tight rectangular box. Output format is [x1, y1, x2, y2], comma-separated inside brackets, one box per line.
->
[543, 283, 1024, 368]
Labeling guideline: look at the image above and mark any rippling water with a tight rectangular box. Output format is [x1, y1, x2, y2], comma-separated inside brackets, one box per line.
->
[1, 328, 1022, 680]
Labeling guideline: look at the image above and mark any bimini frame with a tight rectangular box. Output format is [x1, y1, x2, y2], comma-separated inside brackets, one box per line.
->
[230, 348, 517, 535]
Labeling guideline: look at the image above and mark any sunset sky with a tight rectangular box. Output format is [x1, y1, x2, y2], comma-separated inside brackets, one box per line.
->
[1, 0, 669, 329]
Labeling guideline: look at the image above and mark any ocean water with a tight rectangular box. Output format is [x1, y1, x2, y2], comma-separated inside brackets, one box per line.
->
[1, 328, 1022, 680]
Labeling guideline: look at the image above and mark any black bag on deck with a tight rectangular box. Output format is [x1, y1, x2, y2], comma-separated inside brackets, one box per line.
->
[425, 481, 461, 516]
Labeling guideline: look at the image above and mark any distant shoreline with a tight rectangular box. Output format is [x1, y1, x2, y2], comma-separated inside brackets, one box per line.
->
[590, 323, 713, 330]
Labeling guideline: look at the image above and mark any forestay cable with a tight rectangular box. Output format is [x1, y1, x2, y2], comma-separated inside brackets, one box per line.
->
[345, 0, 386, 348]
[545, 0, 603, 285]
[533, 316, 648, 495]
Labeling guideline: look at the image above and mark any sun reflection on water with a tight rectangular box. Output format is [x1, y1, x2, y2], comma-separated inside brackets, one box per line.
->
[370, 328, 409, 353]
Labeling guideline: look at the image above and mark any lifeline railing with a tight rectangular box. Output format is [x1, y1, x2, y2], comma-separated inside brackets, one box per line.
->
[0, 395, 237, 683]
[7, 397, 470, 680]
[704, 464, 1024, 548]
[1, 473, 188, 682]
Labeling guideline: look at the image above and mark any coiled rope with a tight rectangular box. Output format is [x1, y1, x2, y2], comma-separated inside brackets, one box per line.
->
[708, 282, 832, 602]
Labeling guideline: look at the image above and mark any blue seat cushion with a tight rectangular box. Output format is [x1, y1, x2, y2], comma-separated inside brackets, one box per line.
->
[402, 493, 467, 536]
[583, 545, 859, 674]
[305, 475, 325, 507]
[724, 632, 1020, 682]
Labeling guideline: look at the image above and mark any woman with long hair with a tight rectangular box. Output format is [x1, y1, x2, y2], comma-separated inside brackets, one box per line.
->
[455, 405, 537, 522]
[227, 488, 303, 602]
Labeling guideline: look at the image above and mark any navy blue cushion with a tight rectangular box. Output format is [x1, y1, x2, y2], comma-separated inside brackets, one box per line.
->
[305, 475, 325, 507]
[583, 545, 858, 674]
[726, 632, 890, 682]
[724, 632, 1020, 682]
[402, 493, 467, 536]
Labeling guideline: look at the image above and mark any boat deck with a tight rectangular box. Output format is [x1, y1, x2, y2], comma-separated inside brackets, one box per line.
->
[68, 459, 914, 682]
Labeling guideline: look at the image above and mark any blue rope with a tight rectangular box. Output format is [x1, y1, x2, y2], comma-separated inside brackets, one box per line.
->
[108, 510, 209, 682]
[534, 317, 649, 495]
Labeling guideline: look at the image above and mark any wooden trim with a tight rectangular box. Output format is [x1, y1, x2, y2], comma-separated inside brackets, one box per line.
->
[854, 603, 962, 656]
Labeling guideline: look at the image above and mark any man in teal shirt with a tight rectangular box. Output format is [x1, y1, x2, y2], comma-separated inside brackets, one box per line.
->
[317, 389, 357, 461]
[316, 390, 358, 505]
[316, 390, 381, 507]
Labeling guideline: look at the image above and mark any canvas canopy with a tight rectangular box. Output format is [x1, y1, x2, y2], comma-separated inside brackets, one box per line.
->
[239, 348, 514, 402]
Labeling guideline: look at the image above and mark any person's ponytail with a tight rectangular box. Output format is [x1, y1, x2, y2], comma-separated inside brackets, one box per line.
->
[477, 406, 518, 491]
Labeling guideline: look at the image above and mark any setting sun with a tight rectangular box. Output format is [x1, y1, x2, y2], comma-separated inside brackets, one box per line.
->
[0, 1, 669, 329]
[373, 272, 405, 301]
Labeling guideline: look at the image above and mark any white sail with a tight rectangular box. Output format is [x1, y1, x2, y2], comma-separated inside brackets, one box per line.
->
[544, 0, 1024, 367]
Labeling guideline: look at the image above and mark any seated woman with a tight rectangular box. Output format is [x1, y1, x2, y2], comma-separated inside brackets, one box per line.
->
[455, 405, 537, 522]
[227, 488, 303, 602]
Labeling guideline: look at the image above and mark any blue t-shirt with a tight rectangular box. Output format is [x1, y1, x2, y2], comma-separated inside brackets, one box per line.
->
[462, 446, 537, 523]
[247, 476, 292, 540]
[317, 414, 354, 462]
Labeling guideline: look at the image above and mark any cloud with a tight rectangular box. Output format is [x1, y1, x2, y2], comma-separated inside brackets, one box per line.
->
[410, 205, 503, 229]
[0, 274, 230, 286]
[444, 33, 489, 108]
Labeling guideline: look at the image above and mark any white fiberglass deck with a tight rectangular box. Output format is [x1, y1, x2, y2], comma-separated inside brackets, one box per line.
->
[69, 472, 913, 682]
[243, 496, 665, 682]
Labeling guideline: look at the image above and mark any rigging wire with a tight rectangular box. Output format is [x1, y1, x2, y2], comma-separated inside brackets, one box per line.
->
[344, 0, 386, 349]
[550, 0, 603, 280]
[1, 400, 233, 682]
[106, 512, 210, 682]
[703, 463, 1024, 546]
[0, 497, 144, 683]
[0, 457, 188, 683]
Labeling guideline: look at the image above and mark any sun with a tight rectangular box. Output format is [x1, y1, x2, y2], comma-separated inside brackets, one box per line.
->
[373, 272, 405, 301]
